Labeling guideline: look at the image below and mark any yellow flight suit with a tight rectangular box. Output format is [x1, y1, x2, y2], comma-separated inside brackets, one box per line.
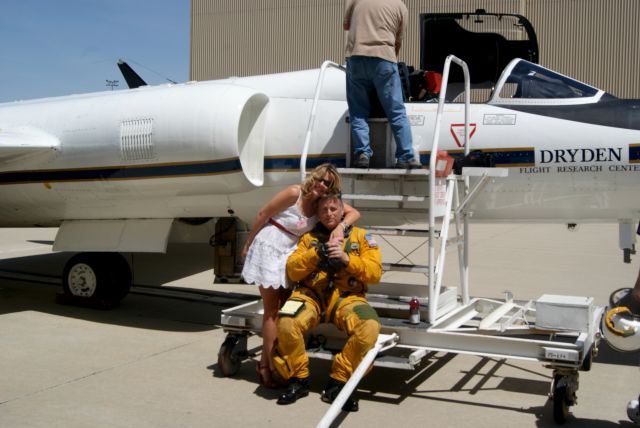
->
[273, 226, 382, 383]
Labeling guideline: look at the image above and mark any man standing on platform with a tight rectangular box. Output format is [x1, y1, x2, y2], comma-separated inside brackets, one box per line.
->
[344, 0, 420, 169]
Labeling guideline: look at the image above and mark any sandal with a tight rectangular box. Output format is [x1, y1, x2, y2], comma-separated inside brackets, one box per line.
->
[256, 363, 280, 389]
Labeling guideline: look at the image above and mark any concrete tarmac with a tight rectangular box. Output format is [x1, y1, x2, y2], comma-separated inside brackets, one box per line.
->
[0, 224, 639, 427]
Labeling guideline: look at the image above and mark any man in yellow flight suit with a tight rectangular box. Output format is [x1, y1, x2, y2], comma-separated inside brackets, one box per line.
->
[273, 191, 382, 411]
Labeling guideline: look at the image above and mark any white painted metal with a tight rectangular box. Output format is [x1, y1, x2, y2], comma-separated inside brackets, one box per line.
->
[317, 333, 398, 428]
[215, 56, 611, 426]
[342, 194, 427, 202]
[53, 219, 174, 253]
[0, 58, 639, 237]
[338, 168, 430, 177]
[0, 126, 60, 164]
[363, 227, 430, 237]
[428, 55, 471, 324]
[300, 60, 345, 181]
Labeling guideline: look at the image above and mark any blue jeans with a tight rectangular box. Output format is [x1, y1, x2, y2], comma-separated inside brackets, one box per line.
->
[346, 56, 414, 163]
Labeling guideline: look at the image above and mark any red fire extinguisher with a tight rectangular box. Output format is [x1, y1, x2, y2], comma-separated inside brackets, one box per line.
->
[409, 296, 420, 324]
[434, 150, 454, 177]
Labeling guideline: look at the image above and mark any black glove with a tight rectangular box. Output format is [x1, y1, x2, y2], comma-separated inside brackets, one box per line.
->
[316, 242, 345, 274]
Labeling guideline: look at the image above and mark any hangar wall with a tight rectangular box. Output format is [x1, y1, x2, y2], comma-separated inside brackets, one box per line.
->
[190, 0, 640, 98]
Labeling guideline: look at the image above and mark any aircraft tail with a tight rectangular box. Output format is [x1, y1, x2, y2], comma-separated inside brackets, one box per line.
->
[117, 59, 147, 89]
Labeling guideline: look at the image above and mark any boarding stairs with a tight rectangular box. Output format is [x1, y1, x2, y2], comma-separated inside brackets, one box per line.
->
[302, 57, 512, 426]
[299, 57, 505, 327]
[301, 58, 593, 427]
[219, 56, 601, 427]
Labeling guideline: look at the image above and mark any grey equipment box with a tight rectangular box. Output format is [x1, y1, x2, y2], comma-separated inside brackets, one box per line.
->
[534, 294, 595, 332]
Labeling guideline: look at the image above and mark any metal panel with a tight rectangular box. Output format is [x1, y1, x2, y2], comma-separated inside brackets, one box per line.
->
[53, 219, 174, 253]
[190, 0, 640, 98]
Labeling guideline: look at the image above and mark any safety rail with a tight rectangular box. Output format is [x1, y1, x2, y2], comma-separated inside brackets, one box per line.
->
[301, 56, 473, 324]
[428, 55, 471, 323]
[317, 333, 398, 428]
[300, 60, 346, 182]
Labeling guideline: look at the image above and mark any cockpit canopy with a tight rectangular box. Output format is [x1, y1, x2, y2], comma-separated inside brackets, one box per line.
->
[490, 59, 611, 104]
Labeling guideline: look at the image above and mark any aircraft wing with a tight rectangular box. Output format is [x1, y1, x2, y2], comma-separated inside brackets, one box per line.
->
[0, 126, 60, 164]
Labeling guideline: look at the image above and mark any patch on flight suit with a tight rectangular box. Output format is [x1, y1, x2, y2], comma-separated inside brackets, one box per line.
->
[349, 242, 360, 255]
[353, 304, 379, 321]
[364, 234, 378, 247]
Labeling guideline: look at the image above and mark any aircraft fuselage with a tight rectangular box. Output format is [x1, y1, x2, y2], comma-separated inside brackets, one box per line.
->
[0, 64, 639, 227]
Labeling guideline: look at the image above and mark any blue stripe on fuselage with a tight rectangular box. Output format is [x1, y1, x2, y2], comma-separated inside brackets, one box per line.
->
[630, 144, 640, 164]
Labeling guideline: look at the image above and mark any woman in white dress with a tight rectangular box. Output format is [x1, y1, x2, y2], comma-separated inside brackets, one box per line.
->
[241, 163, 360, 388]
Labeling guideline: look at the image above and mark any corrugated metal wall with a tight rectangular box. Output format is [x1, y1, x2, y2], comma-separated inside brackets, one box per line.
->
[525, 0, 640, 98]
[190, 0, 345, 78]
[190, 0, 640, 98]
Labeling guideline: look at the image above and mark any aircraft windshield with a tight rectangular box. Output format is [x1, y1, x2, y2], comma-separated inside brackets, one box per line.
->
[497, 61, 599, 100]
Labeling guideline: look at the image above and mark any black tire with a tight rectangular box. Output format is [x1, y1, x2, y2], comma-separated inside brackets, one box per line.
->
[62, 252, 131, 307]
[552, 378, 570, 424]
[217, 336, 242, 377]
[581, 345, 594, 372]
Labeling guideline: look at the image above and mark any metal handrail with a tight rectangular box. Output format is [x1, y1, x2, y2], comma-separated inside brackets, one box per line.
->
[300, 60, 346, 182]
[428, 55, 471, 324]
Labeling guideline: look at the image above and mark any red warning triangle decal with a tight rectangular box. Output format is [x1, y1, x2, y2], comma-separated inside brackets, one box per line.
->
[450, 123, 477, 147]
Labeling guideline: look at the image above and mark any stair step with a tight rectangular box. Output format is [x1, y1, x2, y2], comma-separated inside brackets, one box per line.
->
[382, 263, 430, 274]
[342, 194, 427, 203]
[460, 167, 509, 178]
[353, 207, 430, 214]
[338, 168, 430, 178]
[365, 227, 434, 238]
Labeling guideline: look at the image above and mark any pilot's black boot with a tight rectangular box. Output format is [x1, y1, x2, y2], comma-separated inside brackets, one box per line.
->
[277, 377, 309, 405]
[320, 378, 359, 412]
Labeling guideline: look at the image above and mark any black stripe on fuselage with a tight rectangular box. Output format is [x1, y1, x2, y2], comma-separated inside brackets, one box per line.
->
[500, 99, 640, 131]
[422, 148, 535, 167]
[0, 155, 346, 185]
[0, 149, 536, 186]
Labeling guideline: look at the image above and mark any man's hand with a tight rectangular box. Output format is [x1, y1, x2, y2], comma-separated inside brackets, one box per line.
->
[325, 239, 349, 266]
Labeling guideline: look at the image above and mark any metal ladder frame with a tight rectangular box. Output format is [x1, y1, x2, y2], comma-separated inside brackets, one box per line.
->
[215, 56, 599, 427]
[301, 56, 477, 427]
[428, 55, 471, 323]
[299, 56, 474, 324]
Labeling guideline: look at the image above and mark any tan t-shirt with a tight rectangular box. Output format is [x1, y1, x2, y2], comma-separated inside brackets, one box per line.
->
[344, 0, 408, 63]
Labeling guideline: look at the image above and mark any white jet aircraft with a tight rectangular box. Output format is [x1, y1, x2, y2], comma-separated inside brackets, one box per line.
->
[1, 57, 638, 303]
[0, 11, 638, 306]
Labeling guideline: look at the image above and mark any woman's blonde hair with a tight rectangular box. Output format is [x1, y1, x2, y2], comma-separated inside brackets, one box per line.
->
[301, 163, 342, 197]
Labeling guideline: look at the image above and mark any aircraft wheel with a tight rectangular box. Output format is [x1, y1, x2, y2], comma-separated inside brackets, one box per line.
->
[217, 334, 248, 377]
[62, 253, 131, 307]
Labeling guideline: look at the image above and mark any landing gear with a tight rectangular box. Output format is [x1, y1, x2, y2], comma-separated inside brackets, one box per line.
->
[217, 333, 248, 376]
[61, 252, 132, 308]
[551, 370, 578, 424]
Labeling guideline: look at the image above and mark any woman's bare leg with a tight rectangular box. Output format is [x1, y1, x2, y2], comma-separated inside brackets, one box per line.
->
[259, 285, 282, 371]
